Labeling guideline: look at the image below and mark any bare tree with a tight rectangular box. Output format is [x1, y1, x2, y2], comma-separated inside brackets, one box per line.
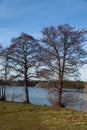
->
[38, 24, 87, 107]
[0, 45, 8, 100]
[9, 33, 40, 103]
[0, 46, 13, 101]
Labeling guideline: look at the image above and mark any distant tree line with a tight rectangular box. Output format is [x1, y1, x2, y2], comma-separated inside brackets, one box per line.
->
[0, 24, 87, 107]
[0, 79, 84, 88]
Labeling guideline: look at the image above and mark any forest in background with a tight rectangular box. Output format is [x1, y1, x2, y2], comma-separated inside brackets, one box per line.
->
[0, 79, 85, 89]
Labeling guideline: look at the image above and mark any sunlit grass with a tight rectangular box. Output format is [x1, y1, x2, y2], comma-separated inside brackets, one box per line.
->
[0, 101, 87, 130]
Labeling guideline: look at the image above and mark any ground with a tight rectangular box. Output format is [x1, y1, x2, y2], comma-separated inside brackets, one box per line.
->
[0, 101, 87, 130]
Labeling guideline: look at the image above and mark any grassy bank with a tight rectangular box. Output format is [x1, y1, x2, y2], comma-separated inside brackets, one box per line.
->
[0, 101, 87, 130]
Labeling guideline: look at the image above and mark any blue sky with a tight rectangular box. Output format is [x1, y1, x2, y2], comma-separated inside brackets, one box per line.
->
[0, 0, 87, 80]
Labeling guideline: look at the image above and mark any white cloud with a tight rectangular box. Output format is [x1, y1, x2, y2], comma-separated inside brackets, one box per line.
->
[79, 64, 87, 81]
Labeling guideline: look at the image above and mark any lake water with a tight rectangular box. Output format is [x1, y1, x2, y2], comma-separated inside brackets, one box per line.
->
[6, 86, 51, 106]
[5, 86, 87, 111]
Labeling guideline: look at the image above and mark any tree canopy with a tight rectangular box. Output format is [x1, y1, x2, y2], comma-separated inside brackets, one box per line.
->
[38, 24, 87, 106]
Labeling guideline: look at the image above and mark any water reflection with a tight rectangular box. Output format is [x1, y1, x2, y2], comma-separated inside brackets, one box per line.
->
[6, 86, 51, 106]
[80, 88, 87, 111]
[5, 86, 87, 111]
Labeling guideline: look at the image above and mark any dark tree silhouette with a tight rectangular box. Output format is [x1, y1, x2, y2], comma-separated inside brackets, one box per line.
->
[0, 47, 11, 100]
[9, 33, 40, 103]
[38, 24, 87, 107]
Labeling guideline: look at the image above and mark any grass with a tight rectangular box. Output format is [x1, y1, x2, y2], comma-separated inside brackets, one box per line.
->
[0, 101, 87, 130]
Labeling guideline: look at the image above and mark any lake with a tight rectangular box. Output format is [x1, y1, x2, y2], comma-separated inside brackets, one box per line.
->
[6, 86, 51, 106]
[5, 86, 87, 111]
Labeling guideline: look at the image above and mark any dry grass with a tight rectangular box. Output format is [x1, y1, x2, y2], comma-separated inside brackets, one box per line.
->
[0, 101, 87, 130]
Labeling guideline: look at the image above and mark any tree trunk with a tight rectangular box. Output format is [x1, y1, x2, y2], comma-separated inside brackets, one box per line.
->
[3, 86, 6, 101]
[58, 89, 62, 107]
[24, 77, 30, 103]
[58, 79, 63, 107]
